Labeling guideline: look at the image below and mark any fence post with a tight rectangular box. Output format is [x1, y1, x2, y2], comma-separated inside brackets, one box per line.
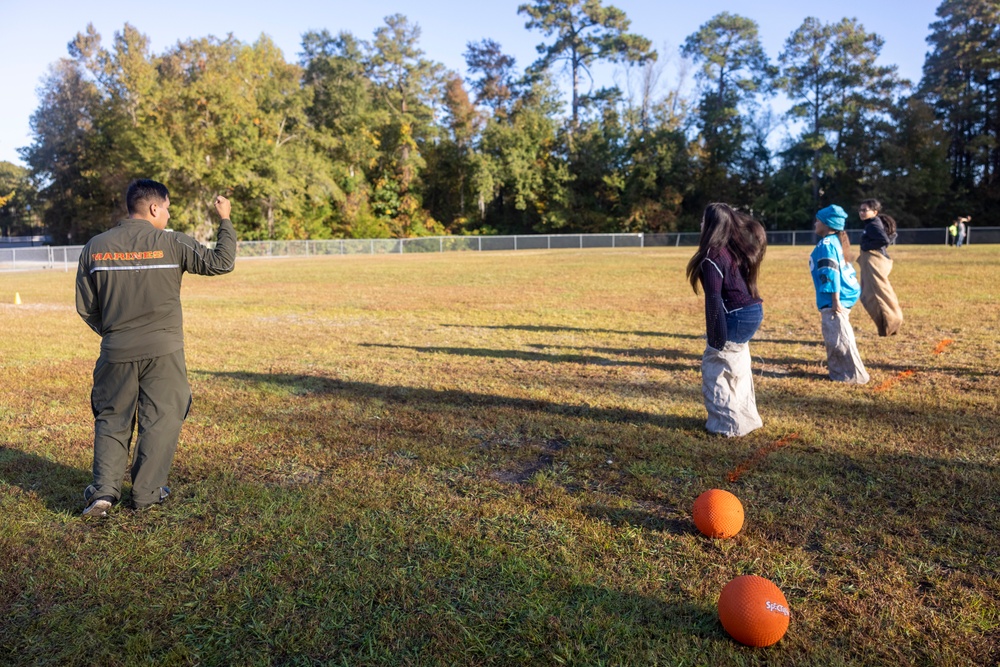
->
[579, 235, 583, 249]
[400, 238, 404, 254]
[547, 235, 551, 250]
[440, 237, 443, 252]
[515, 236, 518, 251]
[612, 234, 616, 248]
[478, 237, 482, 252]
[11, 249, 14, 270]
[340, 239, 344, 255]
[64, 247, 69, 272]
[675, 234, 680, 247]
[640, 233, 644, 249]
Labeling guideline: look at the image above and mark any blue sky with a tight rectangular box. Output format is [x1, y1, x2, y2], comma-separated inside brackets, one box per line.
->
[0, 0, 942, 166]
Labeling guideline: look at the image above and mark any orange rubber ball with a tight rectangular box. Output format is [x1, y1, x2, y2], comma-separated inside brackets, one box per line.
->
[718, 575, 791, 647]
[692, 489, 744, 538]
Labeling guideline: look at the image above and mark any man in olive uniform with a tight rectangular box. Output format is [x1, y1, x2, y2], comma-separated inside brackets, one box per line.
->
[76, 179, 236, 517]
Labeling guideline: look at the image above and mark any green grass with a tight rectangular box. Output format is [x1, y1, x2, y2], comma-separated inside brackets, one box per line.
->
[1, 245, 998, 666]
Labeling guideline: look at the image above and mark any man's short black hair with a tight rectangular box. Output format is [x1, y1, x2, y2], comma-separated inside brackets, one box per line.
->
[126, 179, 170, 215]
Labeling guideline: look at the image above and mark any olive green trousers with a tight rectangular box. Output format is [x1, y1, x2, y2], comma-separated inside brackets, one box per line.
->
[89, 348, 191, 508]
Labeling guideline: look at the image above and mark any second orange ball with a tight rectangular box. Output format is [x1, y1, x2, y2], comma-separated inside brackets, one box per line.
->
[692, 488, 745, 538]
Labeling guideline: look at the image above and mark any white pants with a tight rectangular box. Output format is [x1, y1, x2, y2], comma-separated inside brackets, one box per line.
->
[820, 308, 870, 384]
[701, 341, 763, 437]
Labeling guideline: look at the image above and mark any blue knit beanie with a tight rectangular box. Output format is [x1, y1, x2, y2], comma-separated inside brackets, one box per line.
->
[816, 205, 848, 231]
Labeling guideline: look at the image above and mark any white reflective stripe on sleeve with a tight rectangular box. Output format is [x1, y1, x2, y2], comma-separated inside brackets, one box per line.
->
[90, 264, 181, 274]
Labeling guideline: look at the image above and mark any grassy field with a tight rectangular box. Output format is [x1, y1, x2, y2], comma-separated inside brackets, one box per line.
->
[1, 244, 998, 666]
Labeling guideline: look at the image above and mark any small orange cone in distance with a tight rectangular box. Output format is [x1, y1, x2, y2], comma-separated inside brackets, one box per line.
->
[14, 292, 21, 305]
[692, 489, 744, 538]
[718, 575, 790, 647]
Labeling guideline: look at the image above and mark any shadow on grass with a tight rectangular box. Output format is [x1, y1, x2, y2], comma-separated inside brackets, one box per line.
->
[746, 447, 1000, 582]
[443, 323, 832, 350]
[754, 354, 818, 366]
[580, 504, 690, 536]
[753, 339, 996, 379]
[864, 360, 998, 379]
[752, 337, 824, 347]
[525, 343, 702, 362]
[360, 343, 698, 372]
[196, 370, 1000, 555]
[192, 368, 1000, 605]
[441, 323, 704, 339]
[199, 370, 706, 432]
[0, 446, 91, 514]
[752, 355, 829, 380]
[751, 354, 998, 381]
[560, 584, 721, 643]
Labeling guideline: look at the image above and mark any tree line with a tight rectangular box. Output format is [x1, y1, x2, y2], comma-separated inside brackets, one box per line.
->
[2, 0, 997, 243]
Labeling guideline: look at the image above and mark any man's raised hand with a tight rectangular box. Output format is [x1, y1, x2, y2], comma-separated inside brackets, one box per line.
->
[214, 195, 231, 219]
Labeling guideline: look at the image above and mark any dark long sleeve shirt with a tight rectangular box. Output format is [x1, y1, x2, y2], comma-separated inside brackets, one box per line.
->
[700, 247, 762, 350]
[860, 216, 896, 257]
[76, 218, 237, 362]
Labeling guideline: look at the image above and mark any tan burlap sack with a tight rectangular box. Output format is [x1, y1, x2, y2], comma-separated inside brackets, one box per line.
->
[820, 308, 870, 384]
[701, 341, 763, 437]
[858, 250, 903, 336]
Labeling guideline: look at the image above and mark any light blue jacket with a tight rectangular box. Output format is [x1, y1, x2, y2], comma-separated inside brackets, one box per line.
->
[809, 234, 860, 310]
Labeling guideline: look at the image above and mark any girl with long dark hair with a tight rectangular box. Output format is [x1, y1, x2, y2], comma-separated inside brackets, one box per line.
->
[857, 199, 903, 336]
[686, 203, 767, 436]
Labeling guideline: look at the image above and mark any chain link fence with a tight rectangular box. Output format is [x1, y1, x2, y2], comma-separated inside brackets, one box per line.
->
[2, 228, 997, 272]
[645, 226, 999, 247]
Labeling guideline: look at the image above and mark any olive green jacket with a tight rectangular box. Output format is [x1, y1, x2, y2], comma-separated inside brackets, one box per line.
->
[76, 218, 236, 362]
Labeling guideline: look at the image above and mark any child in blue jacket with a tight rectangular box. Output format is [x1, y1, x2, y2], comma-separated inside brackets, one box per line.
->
[810, 205, 870, 384]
